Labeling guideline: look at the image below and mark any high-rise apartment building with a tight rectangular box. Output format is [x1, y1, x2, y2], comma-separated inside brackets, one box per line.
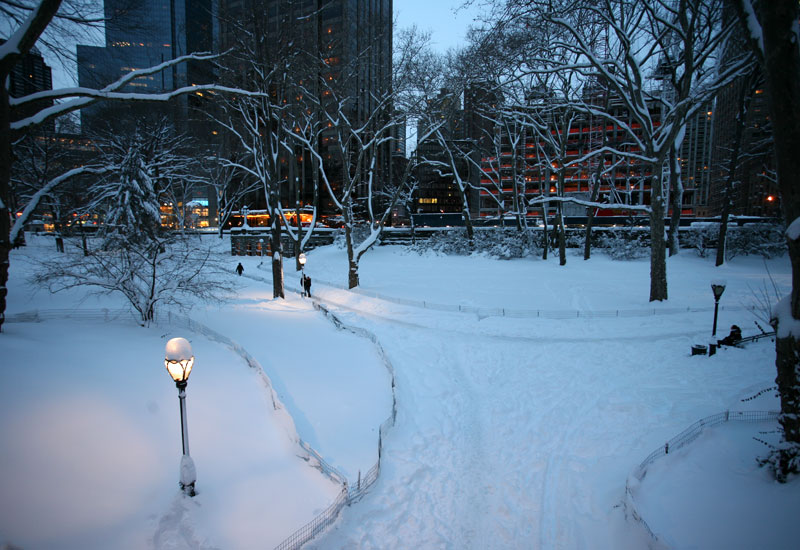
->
[77, 0, 216, 134]
[218, 0, 394, 216]
[4, 42, 54, 132]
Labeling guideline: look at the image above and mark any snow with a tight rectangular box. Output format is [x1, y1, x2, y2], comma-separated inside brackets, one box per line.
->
[1, 234, 798, 550]
[786, 216, 800, 241]
[166, 337, 194, 361]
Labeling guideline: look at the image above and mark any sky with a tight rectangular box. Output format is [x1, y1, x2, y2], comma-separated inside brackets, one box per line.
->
[394, 0, 486, 53]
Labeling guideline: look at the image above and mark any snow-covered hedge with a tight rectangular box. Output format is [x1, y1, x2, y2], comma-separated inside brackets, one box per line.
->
[725, 224, 785, 259]
[395, 222, 785, 261]
[597, 229, 650, 260]
[683, 223, 785, 259]
[411, 229, 541, 259]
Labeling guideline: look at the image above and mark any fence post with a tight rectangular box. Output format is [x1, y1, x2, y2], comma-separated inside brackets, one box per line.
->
[725, 410, 730, 421]
[665, 442, 669, 455]
[357, 470, 361, 491]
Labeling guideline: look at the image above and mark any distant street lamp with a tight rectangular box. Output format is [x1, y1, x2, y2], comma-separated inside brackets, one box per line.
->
[241, 205, 250, 228]
[164, 337, 196, 497]
[298, 253, 307, 297]
[259, 238, 264, 264]
[711, 280, 727, 336]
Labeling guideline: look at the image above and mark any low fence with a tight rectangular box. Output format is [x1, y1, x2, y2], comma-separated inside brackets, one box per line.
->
[7, 305, 397, 550]
[625, 409, 780, 542]
[311, 277, 750, 320]
[273, 300, 397, 550]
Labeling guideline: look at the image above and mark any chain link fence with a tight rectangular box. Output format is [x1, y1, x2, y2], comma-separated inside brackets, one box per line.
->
[625, 410, 780, 542]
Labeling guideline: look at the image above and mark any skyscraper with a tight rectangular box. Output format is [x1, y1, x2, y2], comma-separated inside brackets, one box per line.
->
[4, 42, 54, 132]
[218, 0, 394, 215]
[77, 0, 216, 134]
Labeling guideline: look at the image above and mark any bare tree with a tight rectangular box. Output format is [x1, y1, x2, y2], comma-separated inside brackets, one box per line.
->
[0, 0, 258, 332]
[202, 150, 260, 239]
[212, 4, 299, 299]
[298, 26, 441, 288]
[32, 235, 233, 326]
[480, 0, 750, 300]
[714, 66, 764, 266]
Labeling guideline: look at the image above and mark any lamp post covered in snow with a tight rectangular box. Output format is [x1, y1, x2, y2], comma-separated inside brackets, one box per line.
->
[165, 337, 196, 496]
[298, 253, 307, 297]
[711, 280, 727, 336]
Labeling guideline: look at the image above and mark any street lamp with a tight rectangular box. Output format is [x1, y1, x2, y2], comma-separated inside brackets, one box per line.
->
[259, 238, 264, 264]
[711, 280, 727, 336]
[298, 253, 307, 297]
[241, 205, 250, 228]
[165, 337, 196, 497]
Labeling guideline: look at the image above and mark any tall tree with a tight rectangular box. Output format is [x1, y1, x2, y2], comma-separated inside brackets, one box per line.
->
[733, 0, 800, 481]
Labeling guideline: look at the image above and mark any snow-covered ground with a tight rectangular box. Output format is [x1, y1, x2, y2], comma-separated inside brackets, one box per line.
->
[1, 234, 799, 549]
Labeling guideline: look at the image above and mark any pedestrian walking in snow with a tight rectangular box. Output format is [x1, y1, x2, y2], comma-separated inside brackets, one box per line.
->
[303, 274, 312, 297]
[236, 262, 244, 276]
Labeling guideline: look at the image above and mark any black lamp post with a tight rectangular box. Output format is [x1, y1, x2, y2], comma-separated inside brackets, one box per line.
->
[165, 337, 196, 496]
[711, 280, 727, 336]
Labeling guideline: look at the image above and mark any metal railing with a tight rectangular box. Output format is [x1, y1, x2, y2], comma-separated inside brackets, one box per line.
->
[625, 410, 780, 542]
[309, 277, 751, 320]
[273, 487, 349, 550]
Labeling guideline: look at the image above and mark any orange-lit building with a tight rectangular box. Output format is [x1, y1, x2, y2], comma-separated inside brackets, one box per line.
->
[476, 96, 713, 222]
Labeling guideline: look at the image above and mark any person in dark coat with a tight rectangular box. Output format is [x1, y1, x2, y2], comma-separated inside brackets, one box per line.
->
[303, 274, 312, 297]
[719, 324, 742, 346]
[236, 262, 244, 276]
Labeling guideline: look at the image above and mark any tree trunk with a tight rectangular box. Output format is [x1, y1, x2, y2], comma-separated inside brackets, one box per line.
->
[557, 203, 567, 266]
[0, 84, 12, 334]
[460, 190, 474, 242]
[583, 206, 596, 261]
[748, 0, 800, 479]
[270, 214, 284, 299]
[345, 226, 359, 289]
[541, 201, 549, 260]
[773, 334, 800, 479]
[344, 205, 359, 289]
[716, 197, 732, 267]
[512, 154, 523, 231]
[293, 149, 304, 271]
[667, 146, 682, 257]
[649, 171, 668, 301]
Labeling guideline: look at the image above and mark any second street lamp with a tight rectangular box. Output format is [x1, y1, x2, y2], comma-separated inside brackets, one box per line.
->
[165, 337, 196, 497]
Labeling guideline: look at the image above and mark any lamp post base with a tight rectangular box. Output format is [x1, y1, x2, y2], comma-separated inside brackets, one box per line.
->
[180, 454, 196, 497]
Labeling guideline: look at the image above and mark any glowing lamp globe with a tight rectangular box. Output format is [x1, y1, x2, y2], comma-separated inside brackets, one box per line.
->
[165, 337, 194, 385]
[298, 253, 307, 267]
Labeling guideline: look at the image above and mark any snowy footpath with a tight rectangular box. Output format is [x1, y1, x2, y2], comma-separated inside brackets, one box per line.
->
[1, 236, 799, 549]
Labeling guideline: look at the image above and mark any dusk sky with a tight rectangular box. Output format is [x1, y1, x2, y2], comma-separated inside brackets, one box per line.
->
[395, 0, 486, 53]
